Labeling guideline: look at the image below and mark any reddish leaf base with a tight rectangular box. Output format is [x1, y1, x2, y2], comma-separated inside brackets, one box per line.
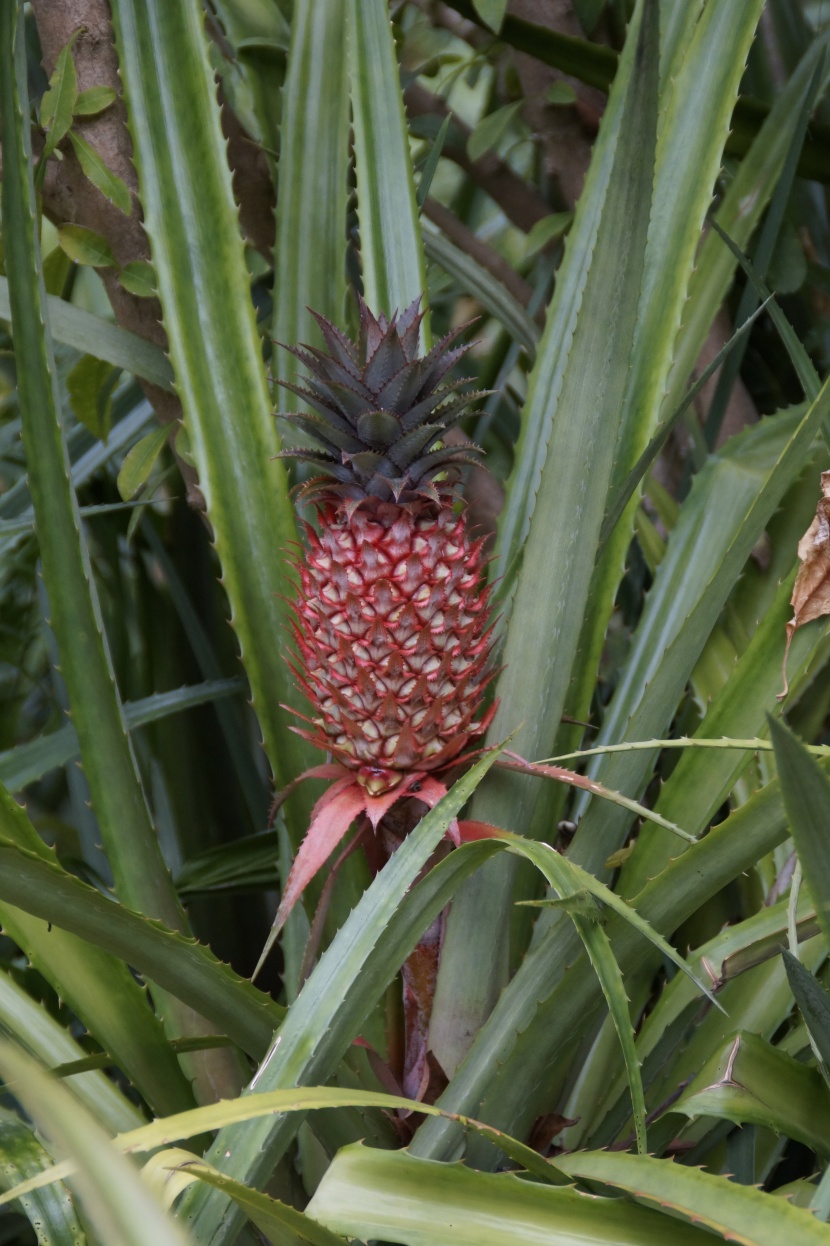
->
[270, 763, 458, 941]
[269, 752, 574, 1102]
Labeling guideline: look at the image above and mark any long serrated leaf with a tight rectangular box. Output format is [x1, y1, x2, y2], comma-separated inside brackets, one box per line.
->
[783, 950, 830, 1070]
[0, 4, 211, 1066]
[271, 0, 349, 423]
[0, 1109, 85, 1246]
[109, 0, 314, 791]
[0, 969, 144, 1134]
[307, 1147, 714, 1246]
[0, 1044, 192, 1246]
[664, 29, 830, 422]
[348, 0, 430, 341]
[770, 715, 830, 949]
[0, 677, 245, 791]
[567, 394, 830, 880]
[178, 749, 503, 1245]
[673, 1030, 830, 1156]
[555, 1147, 830, 1246]
[574, 913, 648, 1154]
[0, 277, 174, 388]
[484, 0, 657, 759]
[0, 1081, 557, 1212]
[170, 1162, 349, 1246]
[422, 219, 539, 358]
[410, 757, 814, 1164]
[0, 825, 285, 1062]
[431, 0, 659, 1081]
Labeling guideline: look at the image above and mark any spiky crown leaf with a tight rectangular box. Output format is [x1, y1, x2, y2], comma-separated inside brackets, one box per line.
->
[275, 296, 488, 504]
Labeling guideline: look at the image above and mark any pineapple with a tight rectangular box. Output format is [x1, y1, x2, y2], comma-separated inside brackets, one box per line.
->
[280, 296, 496, 798]
[262, 296, 496, 958]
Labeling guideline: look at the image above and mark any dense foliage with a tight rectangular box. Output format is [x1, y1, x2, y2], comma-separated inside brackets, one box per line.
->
[3, 0, 830, 1243]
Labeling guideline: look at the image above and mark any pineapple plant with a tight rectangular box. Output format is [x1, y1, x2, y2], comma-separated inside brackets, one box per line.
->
[270, 296, 497, 936]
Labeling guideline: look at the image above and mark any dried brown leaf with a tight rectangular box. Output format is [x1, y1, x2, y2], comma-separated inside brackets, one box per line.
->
[780, 470, 830, 699]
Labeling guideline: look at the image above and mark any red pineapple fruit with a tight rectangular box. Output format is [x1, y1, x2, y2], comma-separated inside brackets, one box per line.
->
[268, 296, 496, 945]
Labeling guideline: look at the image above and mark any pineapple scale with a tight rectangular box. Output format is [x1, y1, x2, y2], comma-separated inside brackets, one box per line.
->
[290, 498, 494, 795]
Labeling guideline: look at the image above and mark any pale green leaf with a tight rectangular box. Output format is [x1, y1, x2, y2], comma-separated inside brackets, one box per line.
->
[467, 100, 523, 162]
[116, 424, 169, 500]
[73, 85, 118, 116]
[0, 1108, 86, 1246]
[523, 211, 573, 258]
[348, 0, 429, 337]
[308, 1147, 713, 1246]
[556, 1147, 830, 1246]
[40, 34, 79, 159]
[68, 129, 132, 215]
[118, 260, 157, 298]
[56, 223, 117, 268]
[472, 0, 508, 33]
[0, 1044, 192, 1246]
[546, 81, 577, 105]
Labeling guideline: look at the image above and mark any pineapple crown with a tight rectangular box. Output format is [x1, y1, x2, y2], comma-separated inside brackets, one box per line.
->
[275, 295, 488, 505]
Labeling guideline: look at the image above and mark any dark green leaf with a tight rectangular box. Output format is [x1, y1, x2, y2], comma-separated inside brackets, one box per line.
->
[783, 950, 830, 1071]
[769, 715, 830, 949]
[67, 354, 120, 440]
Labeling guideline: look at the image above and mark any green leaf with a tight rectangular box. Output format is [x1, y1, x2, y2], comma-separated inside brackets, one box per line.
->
[433, 0, 661, 1081]
[168, 1161, 349, 1246]
[109, 0, 313, 795]
[0, 1081, 554, 1212]
[0, 829, 285, 1062]
[178, 749, 504, 1245]
[73, 85, 118, 116]
[555, 1148, 830, 1246]
[67, 353, 120, 440]
[416, 112, 451, 209]
[67, 129, 133, 215]
[0, 0, 204, 1053]
[40, 34, 79, 159]
[308, 1147, 715, 1246]
[770, 715, 830, 949]
[271, 0, 350, 427]
[0, 1108, 86, 1246]
[546, 81, 577, 105]
[673, 1030, 830, 1156]
[467, 100, 524, 162]
[348, 0, 430, 338]
[523, 211, 573, 258]
[0, 794, 195, 1121]
[472, 0, 508, 33]
[0, 968, 145, 1134]
[56, 223, 117, 268]
[0, 677, 245, 791]
[783, 950, 830, 1071]
[118, 259, 157, 298]
[0, 1044, 192, 1246]
[116, 424, 169, 499]
[0, 275, 174, 388]
[422, 220, 538, 358]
